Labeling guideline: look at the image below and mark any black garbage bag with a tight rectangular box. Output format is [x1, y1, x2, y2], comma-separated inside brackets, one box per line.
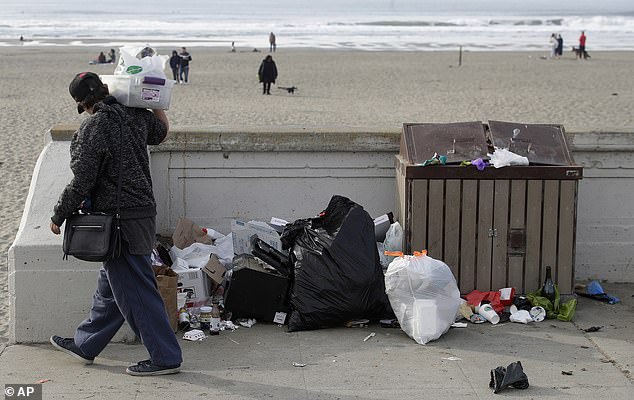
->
[489, 361, 530, 394]
[285, 195, 393, 332]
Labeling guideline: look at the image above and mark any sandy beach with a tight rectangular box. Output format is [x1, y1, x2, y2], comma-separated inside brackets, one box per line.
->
[1, 46, 633, 341]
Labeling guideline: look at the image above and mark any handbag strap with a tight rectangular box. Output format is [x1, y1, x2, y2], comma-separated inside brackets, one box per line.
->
[111, 123, 125, 259]
[115, 125, 123, 216]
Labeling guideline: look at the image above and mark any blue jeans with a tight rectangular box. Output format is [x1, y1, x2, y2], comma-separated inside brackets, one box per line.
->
[179, 65, 189, 83]
[73, 247, 182, 367]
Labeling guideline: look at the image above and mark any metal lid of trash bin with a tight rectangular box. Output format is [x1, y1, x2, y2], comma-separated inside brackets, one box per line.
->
[401, 122, 489, 164]
[488, 120, 575, 166]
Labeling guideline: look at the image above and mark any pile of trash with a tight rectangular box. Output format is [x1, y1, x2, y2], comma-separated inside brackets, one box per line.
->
[151, 195, 396, 340]
[150, 193, 618, 347]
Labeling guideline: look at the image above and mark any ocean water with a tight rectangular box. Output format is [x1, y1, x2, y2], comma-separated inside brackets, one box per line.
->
[1, 0, 633, 51]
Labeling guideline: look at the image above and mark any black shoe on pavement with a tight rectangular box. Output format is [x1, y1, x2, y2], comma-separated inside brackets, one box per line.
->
[126, 359, 181, 376]
[49, 335, 94, 365]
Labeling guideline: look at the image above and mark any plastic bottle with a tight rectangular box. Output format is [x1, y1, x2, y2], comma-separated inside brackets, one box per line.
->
[210, 300, 221, 336]
[542, 266, 556, 303]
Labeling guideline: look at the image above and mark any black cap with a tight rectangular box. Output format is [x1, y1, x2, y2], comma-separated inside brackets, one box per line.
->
[69, 72, 104, 114]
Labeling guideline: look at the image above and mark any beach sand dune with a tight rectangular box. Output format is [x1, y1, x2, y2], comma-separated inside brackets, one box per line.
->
[1, 47, 633, 340]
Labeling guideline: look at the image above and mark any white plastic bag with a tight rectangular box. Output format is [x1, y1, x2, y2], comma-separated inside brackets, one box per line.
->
[488, 147, 529, 168]
[383, 222, 403, 264]
[384, 253, 461, 344]
[114, 45, 168, 78]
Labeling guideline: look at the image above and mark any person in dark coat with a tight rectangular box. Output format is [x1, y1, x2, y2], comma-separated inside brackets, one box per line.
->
[258, 55, 278, 95]
[169, 50, 181, 82]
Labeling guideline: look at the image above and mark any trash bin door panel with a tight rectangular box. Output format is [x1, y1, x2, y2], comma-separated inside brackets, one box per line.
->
[541, 181, 560, 284]
[508, 180, 528, 292]
[427, 180, 444, 258]
[460, 180, 478, 292]
[476, 180, 494, 290]
[409, 180, 427, 253]
[488, 120, 574, 166]
[525, 181, 544, 292]
[491, 180, 510, 291]
[557, 181, 577, 293]
[444, 180, 461, 279]
[402, 122, 489, 164]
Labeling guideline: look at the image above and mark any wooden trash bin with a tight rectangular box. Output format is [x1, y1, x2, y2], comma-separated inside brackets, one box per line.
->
[395, 121, 583, 294]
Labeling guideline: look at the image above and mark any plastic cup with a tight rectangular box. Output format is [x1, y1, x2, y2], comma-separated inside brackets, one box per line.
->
[177, 292, 188, 309]
[479, 303, 500, 324]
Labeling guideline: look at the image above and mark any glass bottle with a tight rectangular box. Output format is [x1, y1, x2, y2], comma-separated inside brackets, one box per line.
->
[178, 307, 190, 331]
[210, 300, 221, 336]
[542, 266, 556, 303]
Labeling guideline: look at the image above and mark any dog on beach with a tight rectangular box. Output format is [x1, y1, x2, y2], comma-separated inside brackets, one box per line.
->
[572, 46, 590, 59]
[278, 86, 298, 94]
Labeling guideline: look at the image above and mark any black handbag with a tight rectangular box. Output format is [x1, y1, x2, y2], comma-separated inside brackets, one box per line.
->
[63, 213, 121, 262]
[62, 128, 123, 262]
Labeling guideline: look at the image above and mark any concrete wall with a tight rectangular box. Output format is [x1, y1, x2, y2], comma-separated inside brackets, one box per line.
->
[7, 126, 634, 343]
[567, 132, 634, 282]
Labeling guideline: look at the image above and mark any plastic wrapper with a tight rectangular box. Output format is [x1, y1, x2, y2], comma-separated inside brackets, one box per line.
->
[384, 253, 461, 344]
[114, 45, 168, 78]
[488, 147, 529, 168]
[284, 195, 393, 332]
[489, 361, 530, 393]
[383, 222, 403, 265]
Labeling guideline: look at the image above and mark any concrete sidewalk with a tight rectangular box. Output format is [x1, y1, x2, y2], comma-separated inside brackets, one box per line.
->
[1, 283, 632, 400]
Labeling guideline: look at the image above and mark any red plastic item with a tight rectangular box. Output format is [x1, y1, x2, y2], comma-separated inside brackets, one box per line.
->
[464, 290, 504, 314]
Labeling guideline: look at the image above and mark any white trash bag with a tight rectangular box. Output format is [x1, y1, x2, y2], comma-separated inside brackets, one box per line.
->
[114, 45, 168, 78]
[383, 221, 403, 265]
[384, 252, 461, 344]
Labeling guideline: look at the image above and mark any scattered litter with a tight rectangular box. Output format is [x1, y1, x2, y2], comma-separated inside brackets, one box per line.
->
[442, 356, 462, 361]
[227, 337, 240, 345]
[583, 326, 603, 333]
[221, 320, 238, 331]
[489, 361, 530, 394]
[470, 314, 486, 324]
[292, 362, 307, 367]
[183, 329, 206, 341]
[529, 306, 546, 322]
[379, 318, 400, 328]
[451, 322, 468, 328]
[227, 365, 251, 370]
[346, 319, 370, 328]
[561, 370, 573, 376]
[238, 318, 256, 328]
[575, 281, 621, 304]
[488, 147, 529, 168]
[36, 379, 51, 384]
[363, 332, 376, 342]
[509, 309, 533, 324]
[580, 345, 590, 349]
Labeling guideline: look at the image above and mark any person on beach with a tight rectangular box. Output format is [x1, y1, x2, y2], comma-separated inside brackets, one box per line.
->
[258, 55, 278, 95]
[169, 50, 181, 82]
[269, 32, 276, 52]
[549, 33, 558, 59]
[578, 31, 587, 59]
[556, 34, 564, 57]
[179, 47, 192, 84]
[49, 72, 182, 376]
[107, 48, 116, 63]
[97, 52, 107, 64]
